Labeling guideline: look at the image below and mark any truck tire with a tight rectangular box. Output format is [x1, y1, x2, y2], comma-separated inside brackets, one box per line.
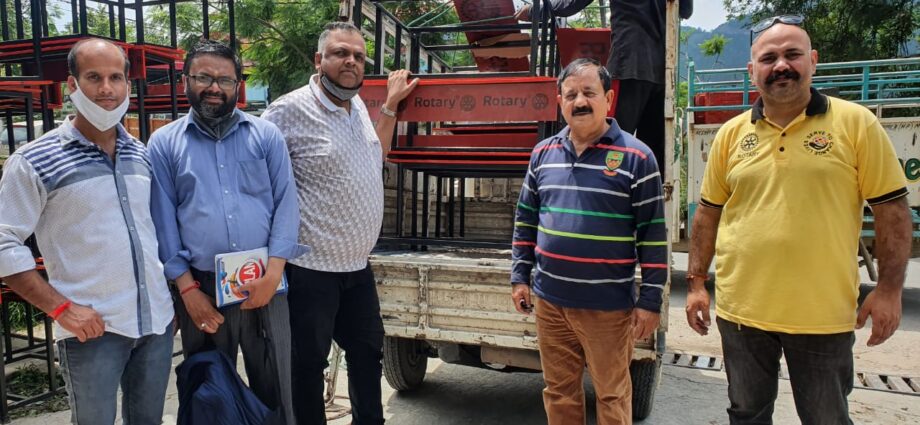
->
[630, 358, 661, 420]
[382, 336, 428, 391]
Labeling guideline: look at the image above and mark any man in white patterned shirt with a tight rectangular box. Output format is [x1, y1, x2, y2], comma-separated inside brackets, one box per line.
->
[261, 22, 416, 425]
[0, 38, 174, 425]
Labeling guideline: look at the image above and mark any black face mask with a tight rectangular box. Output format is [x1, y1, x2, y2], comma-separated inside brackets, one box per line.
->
[187, 85, 240, 140]
[320, 73, 363, 102]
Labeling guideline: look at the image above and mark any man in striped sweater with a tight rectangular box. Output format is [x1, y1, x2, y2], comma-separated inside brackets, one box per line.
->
[511, 58, 667, 425]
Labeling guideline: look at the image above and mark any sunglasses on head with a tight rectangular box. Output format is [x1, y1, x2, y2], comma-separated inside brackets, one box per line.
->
[752, 15, 805, 35]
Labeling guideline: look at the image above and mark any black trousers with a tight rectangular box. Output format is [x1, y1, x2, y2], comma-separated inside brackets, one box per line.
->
[614, 79, 666, 174]
[286, 263, 385, 425]
[717, 317, 855, 425]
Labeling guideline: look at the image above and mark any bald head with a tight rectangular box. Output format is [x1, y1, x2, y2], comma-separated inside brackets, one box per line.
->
[68, 38, 130, 79]
[748, 22, 818, 108]
[751, 23, 812, 61]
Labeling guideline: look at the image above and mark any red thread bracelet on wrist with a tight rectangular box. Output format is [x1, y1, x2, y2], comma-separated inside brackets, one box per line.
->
[180, 281, 201, 296]
[49, 300, 72, 320]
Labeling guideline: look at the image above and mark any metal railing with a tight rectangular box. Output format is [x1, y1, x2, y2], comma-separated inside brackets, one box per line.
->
[687, 57, 920, 112]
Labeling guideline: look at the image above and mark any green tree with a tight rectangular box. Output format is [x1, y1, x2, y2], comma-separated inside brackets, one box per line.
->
[724, 0, 918, 61]
[699, 34, 728, 66]
[144, 2, 222, 49]
[235, 0, 338, 96]
[3, 1, 62, 39]
[679, 27, 696, 64]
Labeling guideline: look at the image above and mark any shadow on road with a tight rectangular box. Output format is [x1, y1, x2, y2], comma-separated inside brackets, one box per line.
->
[382, 361, 732, 424]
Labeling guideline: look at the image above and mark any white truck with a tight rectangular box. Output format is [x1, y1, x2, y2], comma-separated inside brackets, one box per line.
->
[340, 0, 920, 421]
[337, 0, 685, 419]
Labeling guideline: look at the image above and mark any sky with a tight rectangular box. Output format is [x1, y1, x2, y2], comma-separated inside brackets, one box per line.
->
[683, 0, 730, 31]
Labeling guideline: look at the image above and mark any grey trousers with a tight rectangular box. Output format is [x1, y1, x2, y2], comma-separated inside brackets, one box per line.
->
[175, 268, 294, 425]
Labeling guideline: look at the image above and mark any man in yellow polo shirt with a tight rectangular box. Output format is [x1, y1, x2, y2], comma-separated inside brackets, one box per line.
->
[684, 16, 912, 424]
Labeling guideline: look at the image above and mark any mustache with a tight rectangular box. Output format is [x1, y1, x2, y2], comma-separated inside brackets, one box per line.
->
[201, 91, 227, 101]
[765, 69, 800, 85]
[572, 106, 593, 115]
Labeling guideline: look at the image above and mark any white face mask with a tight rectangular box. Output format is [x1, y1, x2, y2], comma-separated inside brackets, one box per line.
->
[69, 81, 130, 131]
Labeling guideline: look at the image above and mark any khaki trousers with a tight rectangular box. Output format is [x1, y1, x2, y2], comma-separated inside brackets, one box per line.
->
[537, 299, 635, 425]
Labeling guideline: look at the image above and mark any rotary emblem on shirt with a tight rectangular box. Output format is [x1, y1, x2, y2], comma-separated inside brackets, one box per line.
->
[604, 151, 624, 176]
[803, 131, 834, 156]
[736, 132, 760, 159]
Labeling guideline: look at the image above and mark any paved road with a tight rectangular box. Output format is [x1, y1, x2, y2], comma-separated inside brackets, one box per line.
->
[322, 358, 919, 424]
[16, 254, 920, 424]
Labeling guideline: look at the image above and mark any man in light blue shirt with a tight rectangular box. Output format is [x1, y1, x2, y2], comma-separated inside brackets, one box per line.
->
[149, 40, 306, 424]
[0, 38, 174, 425]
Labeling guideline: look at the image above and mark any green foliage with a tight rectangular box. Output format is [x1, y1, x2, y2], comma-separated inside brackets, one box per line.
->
[382, 1, 475, 71]
[679, 27, 696, 63]
[3, 1, 62, 38]
[699, 34, 728, 66]
[724, 0, 919, 61]
[236, 0, 338, 96]
[565, 5, 606, 29]
[6, 302, 44, 331]
[144, 3, 219, 49]
[8, 364, 68, 420]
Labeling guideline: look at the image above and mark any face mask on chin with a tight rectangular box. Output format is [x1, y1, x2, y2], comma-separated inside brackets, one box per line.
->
[320, 73, 362, 102]
[69, 81, 130, 132]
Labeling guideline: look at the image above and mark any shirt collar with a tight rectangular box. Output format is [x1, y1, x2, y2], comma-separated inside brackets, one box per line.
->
[182, 108, 250, 138]
[309, 74, 358, 113]
[750, 86, 828, 123]
[559, 118, 624, 148]
[58, 116, 133, 148]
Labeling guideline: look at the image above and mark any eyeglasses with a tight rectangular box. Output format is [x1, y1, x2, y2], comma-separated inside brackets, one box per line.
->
[187, 74, 239, 90]
[751, 15, 805, 35]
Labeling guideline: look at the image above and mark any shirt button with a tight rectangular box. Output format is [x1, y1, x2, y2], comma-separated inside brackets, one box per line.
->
[129, 226, 135, 231]
[121, 197, 127, 202]
[228, 215, 233, 219]
[140, 284, 145, 288]
[232, 243, 237, 247]
[781, 132, 786, 137]
[219, 164, 225, 169]
[779, 147, 785, 152]
[224, 190, 229, 194]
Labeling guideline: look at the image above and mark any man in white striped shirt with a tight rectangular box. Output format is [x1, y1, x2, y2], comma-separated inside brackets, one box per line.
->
[0, 38, 174, 425]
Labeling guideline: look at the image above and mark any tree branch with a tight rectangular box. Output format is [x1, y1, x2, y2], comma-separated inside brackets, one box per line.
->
[253, 16, 314, 67]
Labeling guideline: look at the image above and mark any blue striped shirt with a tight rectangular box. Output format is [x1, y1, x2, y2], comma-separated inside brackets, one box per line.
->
[0, 118, 174, 339]
[511, 119, 667, 312]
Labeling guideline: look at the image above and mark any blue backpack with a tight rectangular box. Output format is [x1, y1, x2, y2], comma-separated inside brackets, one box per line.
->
[176, 350, 284, 425]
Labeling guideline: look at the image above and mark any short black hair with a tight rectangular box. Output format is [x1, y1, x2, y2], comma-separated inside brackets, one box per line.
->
[317, 21, 362, 54]
[183, 39, 243, 80]
[558, 58, 611, 93]
[68, 38, 131, 78]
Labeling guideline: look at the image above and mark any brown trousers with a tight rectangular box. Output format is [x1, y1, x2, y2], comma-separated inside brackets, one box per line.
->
[537, 299, 635, 425]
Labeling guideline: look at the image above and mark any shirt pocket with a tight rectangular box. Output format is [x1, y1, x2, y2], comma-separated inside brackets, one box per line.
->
[238, 158, 272, 198]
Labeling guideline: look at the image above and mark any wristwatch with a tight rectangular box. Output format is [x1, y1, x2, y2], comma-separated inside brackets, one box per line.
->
[380, 105, 397, 118]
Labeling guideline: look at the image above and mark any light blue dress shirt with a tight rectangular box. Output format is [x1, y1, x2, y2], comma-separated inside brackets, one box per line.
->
[148, 109, 308, 280]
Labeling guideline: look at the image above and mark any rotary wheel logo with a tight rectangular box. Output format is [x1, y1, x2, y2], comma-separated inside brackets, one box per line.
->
[532, 94, 549, 110]
[460, 95, 476, 112]
[740, 133, 759, 152]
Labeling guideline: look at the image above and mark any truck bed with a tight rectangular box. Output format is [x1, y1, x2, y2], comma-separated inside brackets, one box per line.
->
[369, 248, 660, 359]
